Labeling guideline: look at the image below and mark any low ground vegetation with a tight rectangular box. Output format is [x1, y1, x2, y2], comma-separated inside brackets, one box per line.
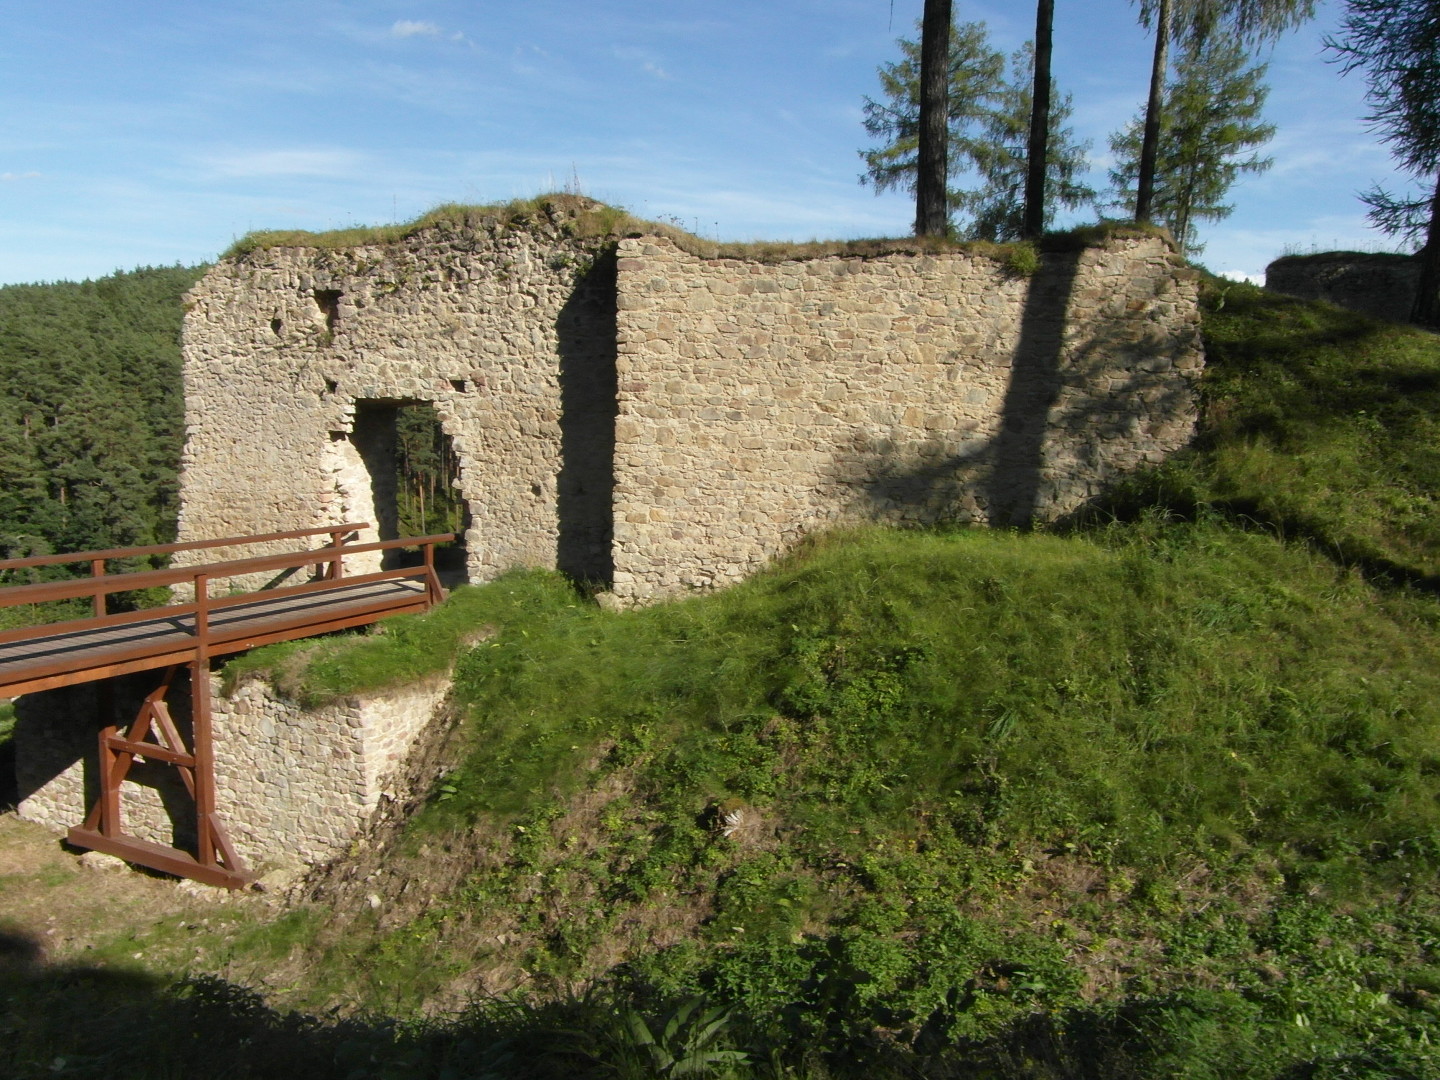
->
[4, 278, 1440, 1077]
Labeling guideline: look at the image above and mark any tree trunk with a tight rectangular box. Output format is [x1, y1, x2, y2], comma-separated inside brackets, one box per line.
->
[1136, 0, 1171, 224]
[1023, 0, 1055, 240]
[915, 0, 951, 236]
[1412, 170, 1440, 329]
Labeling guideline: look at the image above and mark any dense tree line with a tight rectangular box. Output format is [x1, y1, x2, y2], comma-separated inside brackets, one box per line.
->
[0, 265, 204, 572]
[0, 267, 466, 590]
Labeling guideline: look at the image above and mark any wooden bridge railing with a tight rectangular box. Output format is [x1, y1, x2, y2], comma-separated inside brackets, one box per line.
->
[0, 524, 454, 654]
[0, 523, 457, 890]
[0, 522, 368, 617]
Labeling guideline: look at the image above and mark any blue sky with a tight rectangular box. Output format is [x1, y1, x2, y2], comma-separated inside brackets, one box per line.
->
[0, 0, 1408, 286]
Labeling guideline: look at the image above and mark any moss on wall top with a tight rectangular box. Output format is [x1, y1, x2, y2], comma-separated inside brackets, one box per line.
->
[223, 194, 1177, 268]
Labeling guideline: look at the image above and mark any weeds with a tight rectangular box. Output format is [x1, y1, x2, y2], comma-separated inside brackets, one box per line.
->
[222, 193, 1142, 271]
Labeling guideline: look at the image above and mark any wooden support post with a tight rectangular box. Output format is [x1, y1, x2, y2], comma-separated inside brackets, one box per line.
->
[69, 652, 250, 889]
[192, 573, 215, 869]
[90, 559, 106, 618]
[328, 528, 346, 581]
[423, 540, 443, 605]
[95, 679, 118, 837]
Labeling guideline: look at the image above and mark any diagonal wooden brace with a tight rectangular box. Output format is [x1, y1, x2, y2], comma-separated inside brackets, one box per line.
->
[70, 664, 251, 889]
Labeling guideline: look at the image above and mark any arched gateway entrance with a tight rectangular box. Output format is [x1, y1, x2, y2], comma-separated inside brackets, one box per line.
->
[331, 400, 470, 585]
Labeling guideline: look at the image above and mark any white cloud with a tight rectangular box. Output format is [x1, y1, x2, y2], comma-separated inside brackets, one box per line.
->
[198, 148, 368, 179]
[391, 20, 441, 38]
[1, 171, 41, 181]
[613, 46, 672, 80]
[1220, 270, 1265, 285]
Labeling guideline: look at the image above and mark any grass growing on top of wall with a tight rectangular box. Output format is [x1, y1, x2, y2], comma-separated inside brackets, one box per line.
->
[223, 193, 1168, 268]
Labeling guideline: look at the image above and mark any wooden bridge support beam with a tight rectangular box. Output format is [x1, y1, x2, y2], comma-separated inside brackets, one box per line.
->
[67, 664, 251, 890]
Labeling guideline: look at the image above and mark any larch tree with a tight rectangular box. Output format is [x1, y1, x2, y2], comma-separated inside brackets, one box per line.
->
[1023, 0, 1055, 239]
[1131, 0, 1314, 223]
[962, 44, 1094, 241]
[1325, 0, 1440, 327]
[1109, 33, 1275, 255]
[861, 22, 1091, 241]
[915, 0, 953, 236]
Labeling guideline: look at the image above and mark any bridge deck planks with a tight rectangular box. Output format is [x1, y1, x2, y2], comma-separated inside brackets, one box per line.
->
[0, 577, 429, 698]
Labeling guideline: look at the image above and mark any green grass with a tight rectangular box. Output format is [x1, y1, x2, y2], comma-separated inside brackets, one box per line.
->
[17, 273, 1440, 1076]
[221, 520, 1440, 1077]
[1093, 278, 1440, 583]
[223, 192, 1167, 268]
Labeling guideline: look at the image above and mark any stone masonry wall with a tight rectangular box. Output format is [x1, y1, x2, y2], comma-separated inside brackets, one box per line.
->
[176, 209, 618, 584]
[15, 213, 1204, 875]
[178, 215, 1201, 604]
[609, 236, 1203, 600]
[15, 669, 450, 869]
[1266, 251, 1419, 324]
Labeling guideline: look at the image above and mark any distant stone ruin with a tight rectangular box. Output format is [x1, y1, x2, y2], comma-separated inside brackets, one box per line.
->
[1266, 251, 1419, 324]
[178, 199, 1205, 605]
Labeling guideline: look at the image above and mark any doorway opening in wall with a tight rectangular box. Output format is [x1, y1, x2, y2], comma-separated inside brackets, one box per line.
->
[350, 399, 470, 585]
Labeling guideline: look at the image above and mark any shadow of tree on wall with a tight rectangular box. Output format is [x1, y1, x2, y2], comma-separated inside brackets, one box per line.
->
[982, 251, 1082, 527]
[821, 252, 1202, 530]
[556, 249, 618, 588]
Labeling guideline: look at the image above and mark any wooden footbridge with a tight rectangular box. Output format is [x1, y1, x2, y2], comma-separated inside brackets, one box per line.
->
[0, 524, 453, 888]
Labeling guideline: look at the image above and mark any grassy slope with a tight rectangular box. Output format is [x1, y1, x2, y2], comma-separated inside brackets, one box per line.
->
[7, 284, 1440, 1078]
[210, 285, 1440, 1077]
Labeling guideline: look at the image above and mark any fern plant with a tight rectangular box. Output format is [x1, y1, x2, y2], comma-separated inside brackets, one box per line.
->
[621, 997, 749, 1079]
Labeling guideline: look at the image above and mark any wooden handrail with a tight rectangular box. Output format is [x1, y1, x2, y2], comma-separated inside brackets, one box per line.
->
[0, 523, 370, 573]
[0, 532, 455, 612]
[0, 565, 436, 650]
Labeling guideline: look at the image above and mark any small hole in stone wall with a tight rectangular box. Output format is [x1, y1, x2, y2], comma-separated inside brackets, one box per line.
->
[270, 318, 283, 336]
[324, 378, 339, 394]
[314, 289, 342, 334]
[449, 379, 467, 393]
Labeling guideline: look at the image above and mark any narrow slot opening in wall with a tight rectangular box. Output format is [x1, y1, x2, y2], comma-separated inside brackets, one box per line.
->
[349, 399, 470, 582]
[314, 289, 342, 334]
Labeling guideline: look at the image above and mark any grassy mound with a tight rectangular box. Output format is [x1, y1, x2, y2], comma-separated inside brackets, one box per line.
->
[10, 278, 1440, 1078]
[254, 521, 1437, 1076]
[154, 275, 1440, 1078]
[1096, 279, 1440, 584]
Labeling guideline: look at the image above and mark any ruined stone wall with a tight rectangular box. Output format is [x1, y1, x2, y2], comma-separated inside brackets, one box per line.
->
[15, 670, 450, 869]
[177, 212, 618, 584]
[13, 218, 1206, 875]
[179, 219, 1202, 603]
[609, 237, 1203, 600]
[1266, 251, 1419, 324]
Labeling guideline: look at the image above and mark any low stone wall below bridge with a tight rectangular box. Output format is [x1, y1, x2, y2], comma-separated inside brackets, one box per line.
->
[13, 668, 449, 874]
